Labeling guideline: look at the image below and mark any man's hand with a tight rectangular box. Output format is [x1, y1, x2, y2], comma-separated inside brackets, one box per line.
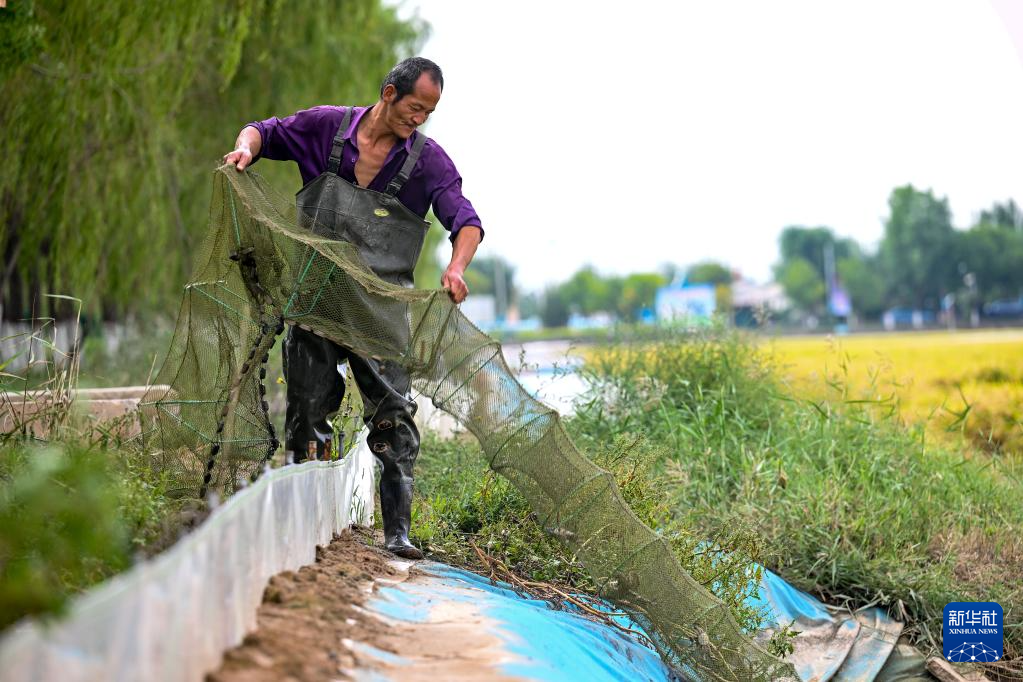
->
[223, 146, 254, 171]
[442, 226, 482, 304]
[442, 265, 469, 304]
[223, 127, 262, 172]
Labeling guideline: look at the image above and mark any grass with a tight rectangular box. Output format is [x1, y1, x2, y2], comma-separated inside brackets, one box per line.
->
[772, 329, 1023, 457]
[577, 326, 1023, 669]
[412, 430, 782, 642]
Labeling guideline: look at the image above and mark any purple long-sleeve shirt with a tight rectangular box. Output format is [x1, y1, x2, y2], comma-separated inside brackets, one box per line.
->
[245, 105, 482, 242]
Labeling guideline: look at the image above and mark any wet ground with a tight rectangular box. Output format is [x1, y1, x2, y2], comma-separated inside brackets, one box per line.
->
[209, 529, 398, 682]
[209, 529, 527, 682]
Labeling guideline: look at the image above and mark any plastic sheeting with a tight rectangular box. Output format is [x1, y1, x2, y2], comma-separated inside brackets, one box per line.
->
[750, 567, 929, 681]
[355, 561, 681, 682]
[345, 560, 932, 682]
[0, 437, 375, 682]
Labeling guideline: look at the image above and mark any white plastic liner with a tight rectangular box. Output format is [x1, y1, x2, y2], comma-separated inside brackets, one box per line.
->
[0, 436, 376, 682]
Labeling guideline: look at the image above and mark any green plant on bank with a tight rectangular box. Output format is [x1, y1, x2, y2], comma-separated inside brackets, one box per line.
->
[413, 430, 772, 634]
[573, 324, 1023, 666]
[0, 441, 178, 630]
[0, 317, 181, 631]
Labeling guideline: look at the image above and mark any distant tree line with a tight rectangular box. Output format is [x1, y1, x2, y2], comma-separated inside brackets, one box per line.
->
[527, 260, 741, 328]
[528, 267, 666, 328]
[1, 0, 424, 321]
[775, 188, 1023, 320]
[505, 186, 1023, 329]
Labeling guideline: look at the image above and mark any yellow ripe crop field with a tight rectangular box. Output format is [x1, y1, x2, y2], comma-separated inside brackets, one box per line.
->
[770, 329, 1023, 456]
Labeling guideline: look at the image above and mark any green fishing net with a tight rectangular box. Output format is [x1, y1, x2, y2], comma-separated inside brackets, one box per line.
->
[138, 166, 797, 681]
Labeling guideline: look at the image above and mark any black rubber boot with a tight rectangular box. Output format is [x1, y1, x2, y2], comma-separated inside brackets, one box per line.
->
[378, 471, 423, 560]
[365, 391, 423, 560]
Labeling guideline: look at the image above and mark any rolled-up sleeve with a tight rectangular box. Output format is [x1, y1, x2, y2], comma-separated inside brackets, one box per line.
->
[427, 145, 484, 243]
[245, 106, 335, 165]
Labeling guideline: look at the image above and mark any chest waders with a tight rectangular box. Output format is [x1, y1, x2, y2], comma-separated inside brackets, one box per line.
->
[283, 107, 428, 559]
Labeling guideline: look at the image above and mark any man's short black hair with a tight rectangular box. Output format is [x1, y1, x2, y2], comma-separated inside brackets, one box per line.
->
[380, 57, 444, 102]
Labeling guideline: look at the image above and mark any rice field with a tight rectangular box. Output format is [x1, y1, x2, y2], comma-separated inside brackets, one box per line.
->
[771, 328, 1023, 457]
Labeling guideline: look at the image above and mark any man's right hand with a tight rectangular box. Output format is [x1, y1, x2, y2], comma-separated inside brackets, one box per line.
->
[223, 146, 254, 171]
[223, 127, 263, 171]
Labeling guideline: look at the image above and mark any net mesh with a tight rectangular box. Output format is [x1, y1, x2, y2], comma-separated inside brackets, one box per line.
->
[137, 166, 798, 681]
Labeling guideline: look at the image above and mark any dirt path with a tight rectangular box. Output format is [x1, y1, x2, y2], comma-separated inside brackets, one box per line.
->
[209, 528, 525, 682]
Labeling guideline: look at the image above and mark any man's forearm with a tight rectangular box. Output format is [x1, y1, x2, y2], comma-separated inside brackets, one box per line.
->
[447, 226, 482, 271]
[440, 226, 481, 303]
[235, 126, 262, 157]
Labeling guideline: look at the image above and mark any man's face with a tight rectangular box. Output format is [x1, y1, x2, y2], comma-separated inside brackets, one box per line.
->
[382, 73, 441, 138]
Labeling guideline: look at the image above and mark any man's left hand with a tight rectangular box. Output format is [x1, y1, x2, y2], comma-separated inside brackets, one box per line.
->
[441, 266, 469, 304]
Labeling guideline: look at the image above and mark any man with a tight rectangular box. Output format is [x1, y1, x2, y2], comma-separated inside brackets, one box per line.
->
[223, 57, 483, 559]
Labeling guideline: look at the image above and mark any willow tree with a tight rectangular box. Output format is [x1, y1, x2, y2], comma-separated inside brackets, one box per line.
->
[0, 0, 424, 321]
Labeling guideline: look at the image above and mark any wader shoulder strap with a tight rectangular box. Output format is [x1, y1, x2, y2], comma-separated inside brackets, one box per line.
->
[385, 132, 429, 196]
[327, 107, 355, 175]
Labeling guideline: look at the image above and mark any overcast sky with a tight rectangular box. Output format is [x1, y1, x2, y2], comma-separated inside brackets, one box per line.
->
[401, 0, 1023, 291]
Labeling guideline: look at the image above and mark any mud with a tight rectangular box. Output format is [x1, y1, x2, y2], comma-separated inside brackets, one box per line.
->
[208, 528, 524, 682]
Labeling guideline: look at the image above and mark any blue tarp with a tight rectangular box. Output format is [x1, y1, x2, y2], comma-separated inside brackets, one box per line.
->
[363, 562, 678, 681]
[353, 561, 928, 681]
[749, 567, 927, 681]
